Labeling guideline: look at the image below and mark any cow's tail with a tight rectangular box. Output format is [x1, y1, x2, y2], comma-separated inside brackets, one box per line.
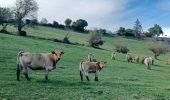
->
[16, 51, 24, 81]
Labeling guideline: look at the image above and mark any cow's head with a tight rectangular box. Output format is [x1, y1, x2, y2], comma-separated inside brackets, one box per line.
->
[51, 49, 64, 61]
[97, 61, 106, 71]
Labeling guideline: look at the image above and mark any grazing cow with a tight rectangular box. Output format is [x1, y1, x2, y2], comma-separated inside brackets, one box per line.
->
[111, 52, 116, 60]
[79, 60, 106, 81]
[126, 53, 133, 62]
[139, 56, 146, 64]
[16, 49, 64, 81]
[166, 58, 170, 64]
[87, 53, 96, 62]
[134, 56, 139, 63]
[144, 57, 152, 70]
[150, 57, 154, 65]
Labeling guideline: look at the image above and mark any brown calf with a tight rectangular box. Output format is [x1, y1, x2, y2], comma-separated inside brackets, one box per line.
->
[79, 61, 106, 81]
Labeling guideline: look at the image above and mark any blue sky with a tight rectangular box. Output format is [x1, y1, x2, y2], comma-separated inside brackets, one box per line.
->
[1, 0, 170, 36]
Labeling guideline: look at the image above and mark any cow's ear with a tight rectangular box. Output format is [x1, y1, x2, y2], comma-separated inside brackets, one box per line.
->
[61, 51, 64, 54]
[96, 62, 100, 66]
[51, 51, 55, 54]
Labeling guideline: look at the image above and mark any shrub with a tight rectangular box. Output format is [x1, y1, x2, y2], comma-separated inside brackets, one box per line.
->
[62, 33, 70, 44]
[19, 30, 27, 36]
[148, 42, 169, 59]
[114, 42, 129, 54]
[87, 30, 104, 48]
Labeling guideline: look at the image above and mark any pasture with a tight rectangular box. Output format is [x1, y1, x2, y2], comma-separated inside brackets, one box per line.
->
[1, 26, 170, 100]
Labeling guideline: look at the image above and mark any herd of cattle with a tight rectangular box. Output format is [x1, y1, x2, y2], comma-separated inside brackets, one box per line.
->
[16, 49, 157, 82]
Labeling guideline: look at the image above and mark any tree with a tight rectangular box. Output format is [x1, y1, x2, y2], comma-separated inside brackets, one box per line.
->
[0, 7, 12, 33]
[125, 29, 135, 36]
[53, 21, 59, 28]
[72, 19, 88, 32]
[64, 18, 72, 27]
[148, 24, 163, 37]
[117, 27, 126, 36]
[148, 42, 169, 59]
[13, 0, 38, 36]
[87, 29, 104, 48]
[40, 18, 48, 25]
[133, 19, 143, 38]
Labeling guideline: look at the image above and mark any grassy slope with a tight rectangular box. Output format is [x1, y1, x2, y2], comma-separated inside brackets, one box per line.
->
[0, 26, 170, 99]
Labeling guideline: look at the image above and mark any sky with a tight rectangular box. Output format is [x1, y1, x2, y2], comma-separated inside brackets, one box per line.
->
[1, 0, 170, 36]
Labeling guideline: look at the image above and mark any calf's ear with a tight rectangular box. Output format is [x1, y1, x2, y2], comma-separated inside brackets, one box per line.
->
[61, 51, 64, 54]
[51, 51, 55, 54]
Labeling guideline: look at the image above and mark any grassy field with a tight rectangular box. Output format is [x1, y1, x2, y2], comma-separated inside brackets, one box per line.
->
[1, 26, 170, 100]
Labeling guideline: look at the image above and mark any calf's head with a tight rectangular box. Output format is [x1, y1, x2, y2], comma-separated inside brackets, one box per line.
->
[97, 61, 106, 71]
[52, 49, 64, 61]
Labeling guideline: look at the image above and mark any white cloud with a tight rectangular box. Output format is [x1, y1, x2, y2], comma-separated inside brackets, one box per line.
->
[162, 27, 170, 37]
[36, 0, 132, 30]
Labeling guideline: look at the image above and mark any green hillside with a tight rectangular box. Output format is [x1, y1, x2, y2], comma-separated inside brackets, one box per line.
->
[1, 26, 170, 100]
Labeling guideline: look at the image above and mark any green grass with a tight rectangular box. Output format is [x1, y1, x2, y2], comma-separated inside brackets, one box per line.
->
[1, 26, 170, 100]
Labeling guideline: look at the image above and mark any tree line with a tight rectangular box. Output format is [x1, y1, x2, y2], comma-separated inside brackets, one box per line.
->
[116, 19, 163, 39]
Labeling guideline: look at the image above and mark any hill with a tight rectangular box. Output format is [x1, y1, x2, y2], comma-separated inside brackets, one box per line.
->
[1, 26, 170, 99]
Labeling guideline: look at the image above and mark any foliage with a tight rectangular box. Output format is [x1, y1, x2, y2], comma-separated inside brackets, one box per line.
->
[117, 27, 126, 36]
[40, 18, 48, 25]
[64, 18, 72, 27]
[148, 24, 163, 37]
[87, 29, 104, 48]
[53, 21, 59, 28]
[114, 42, 129, 54]
[133, 19, 143, 38]
[13, 0, 38, 36]
[62, 33, 70, 44]
[0, 7, 12, 33]
[72, 19, 88, 32]
[148, 42, 169, 59]
[125, 29, 135, 36]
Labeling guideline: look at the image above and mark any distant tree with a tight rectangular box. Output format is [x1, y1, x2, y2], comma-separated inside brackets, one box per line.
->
[13, 0, 38, 36]
[40, 18, 48, 25]
[117, 27, 126, 36]
[72, 19, 88, 32]
[133, 19, 143, 38]
[0, 7, 12, 33]
[148, 24, 163, 37]
[87, 29, 104, 48]
[125, 29, 135, 36]
[148, 42, 169, 59]
[53, 21, 59, 28]
[64, 18, 72, 27]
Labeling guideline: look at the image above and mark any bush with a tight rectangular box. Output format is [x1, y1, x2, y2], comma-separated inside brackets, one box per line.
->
[19, 31, 27, 36]
[148, 42, 169, 59]
[114, 42, 129, 54]
[62, 33, 70, 44]
[87, 30, 104, 48]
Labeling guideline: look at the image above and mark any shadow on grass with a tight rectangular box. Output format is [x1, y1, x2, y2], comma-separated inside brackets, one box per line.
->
[35, 79, 150, 89]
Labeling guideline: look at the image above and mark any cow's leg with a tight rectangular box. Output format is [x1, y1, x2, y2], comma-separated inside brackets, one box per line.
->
[16, 64, 22, 81]
[23, 66, 30, 81]
[85, 72, 89, 81]
[80, 71, 83, 81]
[95, 71, 99, 81]
[45, 69, 49, 80]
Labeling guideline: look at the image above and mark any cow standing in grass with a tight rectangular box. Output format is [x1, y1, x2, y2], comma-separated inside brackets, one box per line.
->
[111, 52, 116, 60]
[79, 61, 106, 81]
[144, 57, 153, 70]
[16, 49, 64, 81]
[87, 53, 96, 62]
[126, 53, 133, 63]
